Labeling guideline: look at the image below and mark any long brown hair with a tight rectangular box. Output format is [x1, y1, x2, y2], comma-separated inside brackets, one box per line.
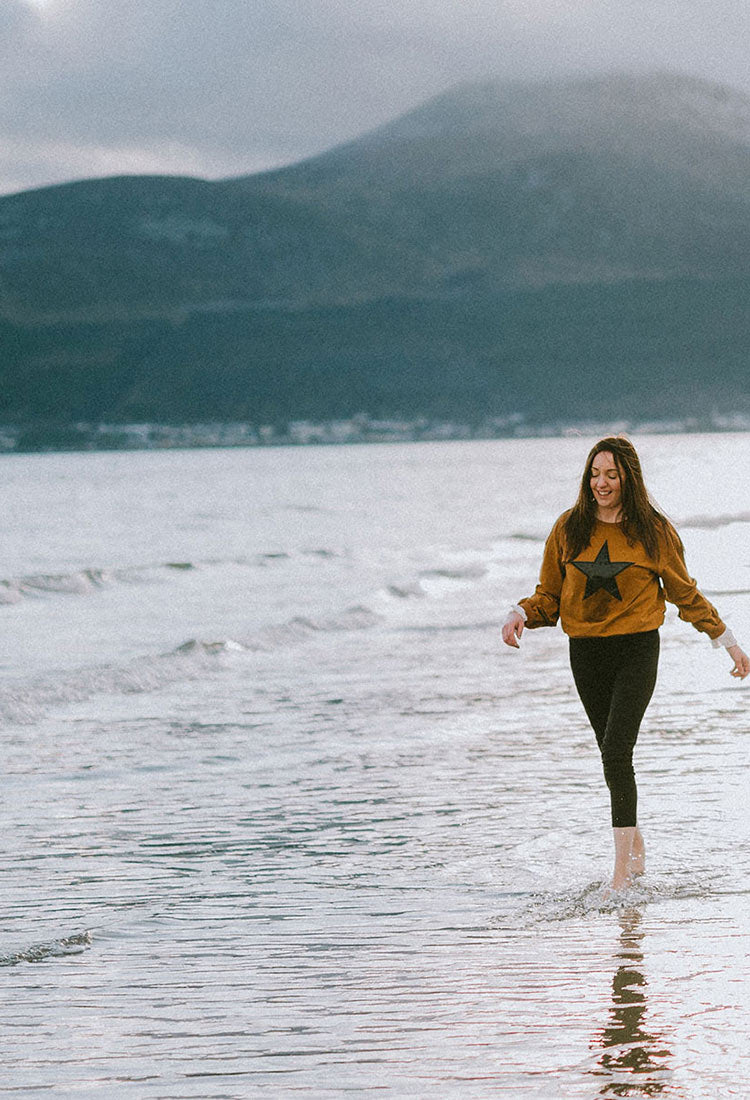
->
[563, 436, 679, 560]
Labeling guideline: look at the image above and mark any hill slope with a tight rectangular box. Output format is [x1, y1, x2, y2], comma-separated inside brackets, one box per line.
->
[1, 71, 750, 428]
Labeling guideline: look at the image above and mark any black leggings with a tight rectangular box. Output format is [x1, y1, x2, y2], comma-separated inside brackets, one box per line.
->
[568, 630, 660, 829]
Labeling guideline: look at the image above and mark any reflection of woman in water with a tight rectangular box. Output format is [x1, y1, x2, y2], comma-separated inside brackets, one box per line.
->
[594, 908, 672, 1094]
[502, 437, 749, 891]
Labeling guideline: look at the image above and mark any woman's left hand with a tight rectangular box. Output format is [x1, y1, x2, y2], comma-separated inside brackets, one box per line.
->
[727, 644, 750, 679]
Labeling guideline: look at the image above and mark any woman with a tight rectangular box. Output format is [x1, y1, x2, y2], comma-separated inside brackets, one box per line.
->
[502, 437, 749, 892]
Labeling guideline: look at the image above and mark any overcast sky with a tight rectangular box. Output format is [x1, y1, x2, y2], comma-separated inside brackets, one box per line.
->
[2, 0, 750, 196]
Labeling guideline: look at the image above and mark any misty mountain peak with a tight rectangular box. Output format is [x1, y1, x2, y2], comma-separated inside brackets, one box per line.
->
[262, 69, 747, 200]
[354, 70, 750, 150]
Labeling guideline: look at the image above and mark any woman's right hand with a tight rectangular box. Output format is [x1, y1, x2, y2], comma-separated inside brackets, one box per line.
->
[727, 644, 750, 679]
[502, 612, 525, 649]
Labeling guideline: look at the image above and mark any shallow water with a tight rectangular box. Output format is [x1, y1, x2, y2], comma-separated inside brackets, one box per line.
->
[1, 436, 749, 1097]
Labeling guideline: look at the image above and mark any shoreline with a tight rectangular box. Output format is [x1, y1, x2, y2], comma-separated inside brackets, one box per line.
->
[2, 413, 750, 454]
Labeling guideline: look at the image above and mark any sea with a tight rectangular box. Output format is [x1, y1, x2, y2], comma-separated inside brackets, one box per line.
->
[1, 433, 749, 1098]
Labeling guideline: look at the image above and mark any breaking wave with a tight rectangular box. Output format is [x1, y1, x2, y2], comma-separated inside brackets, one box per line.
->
[419, 563, 487, 580]
[0, 931, 92, 967]
[386, 580, 425, 599]
[0, 568, 113, 604]
[0, 561, 203, 606]
[0, 550, 345, 606]
[0, 605, 380, 724]
[681, 511, 750, 531]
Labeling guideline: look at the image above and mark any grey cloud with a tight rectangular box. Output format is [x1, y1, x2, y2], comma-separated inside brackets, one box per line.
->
[0, 0, 35, 53]
[2, 0, 750, 194]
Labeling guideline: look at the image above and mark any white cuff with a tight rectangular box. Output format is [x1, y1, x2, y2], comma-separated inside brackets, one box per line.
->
[711, 627, 738, 649]
[508, 604, 527, 622]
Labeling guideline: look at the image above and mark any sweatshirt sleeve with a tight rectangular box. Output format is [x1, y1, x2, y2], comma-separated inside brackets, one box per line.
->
[517, 517, 565, 629]
[658, 523, 726, 640]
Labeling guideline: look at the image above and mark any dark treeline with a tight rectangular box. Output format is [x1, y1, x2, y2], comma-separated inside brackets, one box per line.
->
[2, 277, 750, 428]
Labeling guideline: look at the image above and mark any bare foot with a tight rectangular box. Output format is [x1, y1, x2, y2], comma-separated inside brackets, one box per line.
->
[611, 868, 633, 892]
[602, 873, 632, 902]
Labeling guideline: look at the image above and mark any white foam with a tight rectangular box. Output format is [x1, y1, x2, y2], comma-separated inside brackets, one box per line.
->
[519, 872, 716, 923]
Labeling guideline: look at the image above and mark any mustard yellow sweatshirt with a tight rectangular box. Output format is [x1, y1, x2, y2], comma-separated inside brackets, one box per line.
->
[518, 511, 725, 640]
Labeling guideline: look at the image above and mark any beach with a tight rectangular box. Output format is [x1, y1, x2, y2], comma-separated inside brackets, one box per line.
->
[2, 435, 749, 1097]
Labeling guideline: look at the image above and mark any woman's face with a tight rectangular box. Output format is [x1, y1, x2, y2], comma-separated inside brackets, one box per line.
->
[590, 451, 623, 512]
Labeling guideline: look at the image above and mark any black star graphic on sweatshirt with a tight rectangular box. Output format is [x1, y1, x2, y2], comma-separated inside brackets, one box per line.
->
[571, 540, 634, 601]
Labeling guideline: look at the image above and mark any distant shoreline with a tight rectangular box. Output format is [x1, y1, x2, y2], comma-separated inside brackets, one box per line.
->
[2, 414, 750, 455]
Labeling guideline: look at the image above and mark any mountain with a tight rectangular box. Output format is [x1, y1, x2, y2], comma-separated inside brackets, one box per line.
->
[2, 71, 750, 430]
[239, 70, 750, 291]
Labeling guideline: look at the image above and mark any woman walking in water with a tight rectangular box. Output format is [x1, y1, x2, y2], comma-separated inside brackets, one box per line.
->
[502, 437, 749, 892]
